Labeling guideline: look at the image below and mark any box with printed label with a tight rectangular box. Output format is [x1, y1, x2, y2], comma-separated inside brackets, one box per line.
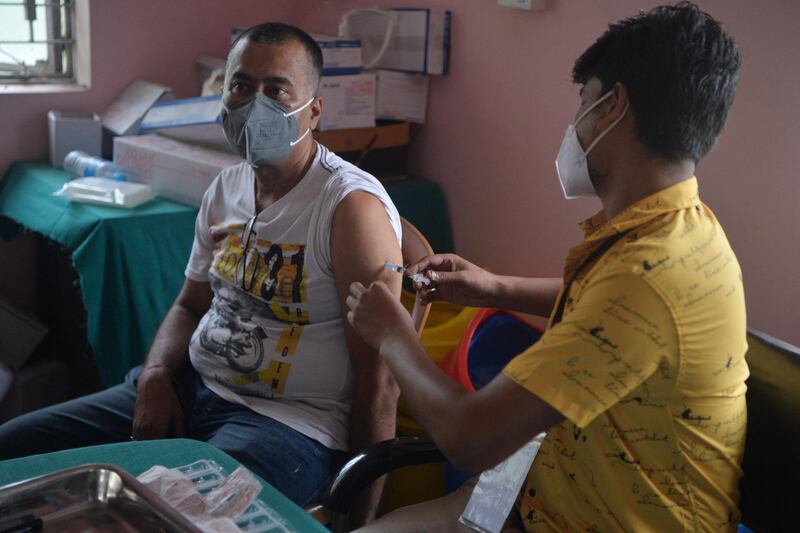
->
[317, 72, 376, 131]
[376, 70, 430, 124]
[354, 9, 450, 75]
[114, 134, 242, 207]
[139, 95, 230, 151]
[312, 33, 362, 75]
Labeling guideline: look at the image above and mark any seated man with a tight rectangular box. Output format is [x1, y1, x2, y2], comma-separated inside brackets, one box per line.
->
[0, 22, 402, 519]
[346, 4, 747, 531]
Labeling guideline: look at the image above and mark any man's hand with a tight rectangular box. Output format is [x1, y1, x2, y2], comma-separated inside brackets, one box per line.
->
[132, 366, 184, 440]
[406, 253, 498, 307]
[346, 281, 417, 353]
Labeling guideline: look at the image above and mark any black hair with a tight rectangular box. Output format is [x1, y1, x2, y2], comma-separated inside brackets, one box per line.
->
[231, 22, 323, 92]
[573, 2, 741, 163]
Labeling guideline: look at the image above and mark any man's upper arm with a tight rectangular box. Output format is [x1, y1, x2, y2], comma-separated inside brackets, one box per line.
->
[503, 272, 678, 428]
[330, 191, 402, 370]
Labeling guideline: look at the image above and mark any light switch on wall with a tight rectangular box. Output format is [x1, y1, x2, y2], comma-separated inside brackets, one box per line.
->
[497, 0, 546, 11]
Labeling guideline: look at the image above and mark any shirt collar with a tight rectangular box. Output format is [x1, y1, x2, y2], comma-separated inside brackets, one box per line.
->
[578, 176, 700, 241]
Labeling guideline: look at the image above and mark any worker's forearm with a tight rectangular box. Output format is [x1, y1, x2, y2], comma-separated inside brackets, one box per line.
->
[377, 333, 478, 469]
[492, 276, 563, 317]
[142, 304, 201, 376]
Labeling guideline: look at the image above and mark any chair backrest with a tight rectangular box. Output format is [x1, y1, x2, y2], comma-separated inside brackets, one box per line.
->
[739, 328, 800, 533]
[400, 217, 433, 336]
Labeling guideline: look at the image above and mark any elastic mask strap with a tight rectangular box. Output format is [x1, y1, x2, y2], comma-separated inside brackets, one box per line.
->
[284, 97, 315, 117]
[575, 90, 613, 125]
[290, 127, 311, 147]
[584, 101, 629, 156]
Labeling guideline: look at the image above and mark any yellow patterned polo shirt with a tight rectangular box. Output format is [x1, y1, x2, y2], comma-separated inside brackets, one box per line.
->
[504, 177, 748, 532]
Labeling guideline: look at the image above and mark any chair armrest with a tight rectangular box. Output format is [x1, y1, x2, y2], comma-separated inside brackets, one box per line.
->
[323, 436, 446, 514]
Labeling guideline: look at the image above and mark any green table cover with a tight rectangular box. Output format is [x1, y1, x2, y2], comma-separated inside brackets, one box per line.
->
[0, 162, 198, 387]
[0, 162, 454, 387]
[0, 438, 329, 532]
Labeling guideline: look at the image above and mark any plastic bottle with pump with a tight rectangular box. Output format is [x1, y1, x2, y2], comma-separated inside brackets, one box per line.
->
[63, 151, 128, 182]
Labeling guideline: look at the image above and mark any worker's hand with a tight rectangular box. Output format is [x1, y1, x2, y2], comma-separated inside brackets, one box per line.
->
[406, 253, 497, 307]
[132, 366, 185, 440]
[346, 281, 417, 353]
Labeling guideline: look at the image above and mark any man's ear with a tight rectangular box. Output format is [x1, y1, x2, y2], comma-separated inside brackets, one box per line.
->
[595, 82, 629, 131]
[309, 96, 323, 130]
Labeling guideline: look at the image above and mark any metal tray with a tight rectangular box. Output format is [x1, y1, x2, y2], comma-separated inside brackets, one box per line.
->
[0, 463, 203, 532]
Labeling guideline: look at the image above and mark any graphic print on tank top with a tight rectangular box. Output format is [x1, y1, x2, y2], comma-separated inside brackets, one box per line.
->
[198, 219, 308, 393]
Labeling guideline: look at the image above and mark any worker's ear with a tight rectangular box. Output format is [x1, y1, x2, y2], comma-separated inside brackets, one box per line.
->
[594, 82, 629, 132]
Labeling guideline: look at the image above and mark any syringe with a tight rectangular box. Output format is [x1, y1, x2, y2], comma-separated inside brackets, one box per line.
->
[384, 261, 431, 286]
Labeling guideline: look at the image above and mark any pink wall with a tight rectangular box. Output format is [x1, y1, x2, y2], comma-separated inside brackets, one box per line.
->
[0, 0, 315, 176]
[294, 0, 800, 346]
[1, 1, 798, 345]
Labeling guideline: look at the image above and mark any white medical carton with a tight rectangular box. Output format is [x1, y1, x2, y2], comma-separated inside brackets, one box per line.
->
[48, 111, 102, 167]
[139, 95, 229, 151]
[312, 33, 363, 75]
[375, 70, 430, 124]
[114, 134, 242, 207]
[317, 72, 376, 131]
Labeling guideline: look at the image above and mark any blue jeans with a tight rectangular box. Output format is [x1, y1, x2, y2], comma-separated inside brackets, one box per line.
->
[0, 364, 348, 506]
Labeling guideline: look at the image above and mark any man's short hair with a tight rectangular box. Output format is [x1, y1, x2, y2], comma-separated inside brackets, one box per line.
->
[230, 22, 323, 93]
[573, 2, 741, 163]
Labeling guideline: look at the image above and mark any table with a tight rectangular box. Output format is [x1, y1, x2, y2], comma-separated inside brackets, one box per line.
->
[0, 162, 454, 387]
[0, 162, 197, 387]
[0, 438, 329, 532]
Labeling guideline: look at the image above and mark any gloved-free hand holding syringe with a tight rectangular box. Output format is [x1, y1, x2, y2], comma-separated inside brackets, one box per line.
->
[384, 261, 431, 286]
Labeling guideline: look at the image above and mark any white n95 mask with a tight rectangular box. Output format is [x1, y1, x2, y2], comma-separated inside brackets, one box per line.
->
[555, 90, 628, 199]
[221, 94, 314, 168]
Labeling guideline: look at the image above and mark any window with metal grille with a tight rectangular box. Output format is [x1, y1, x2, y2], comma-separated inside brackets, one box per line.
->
[0, 0, 76, 84]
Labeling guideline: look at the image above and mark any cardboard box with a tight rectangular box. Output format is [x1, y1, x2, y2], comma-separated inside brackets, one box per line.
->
[349, 9, 451, 75]
[385, 8, 450, 75]
[48, 111, 102, 167]
[101, 79, 172, 136]
[312, 33, 362, 75]
[114, 134, 242, 207]
[317, 72, 376, 131]
[0, 298, 48, 371]
[376, 70, 430, 124]
[140, 95, 230, 151]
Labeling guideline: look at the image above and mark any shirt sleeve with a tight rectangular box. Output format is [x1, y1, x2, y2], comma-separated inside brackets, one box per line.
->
[503, 272, 678, 428]
[183, 176, 219, 282]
